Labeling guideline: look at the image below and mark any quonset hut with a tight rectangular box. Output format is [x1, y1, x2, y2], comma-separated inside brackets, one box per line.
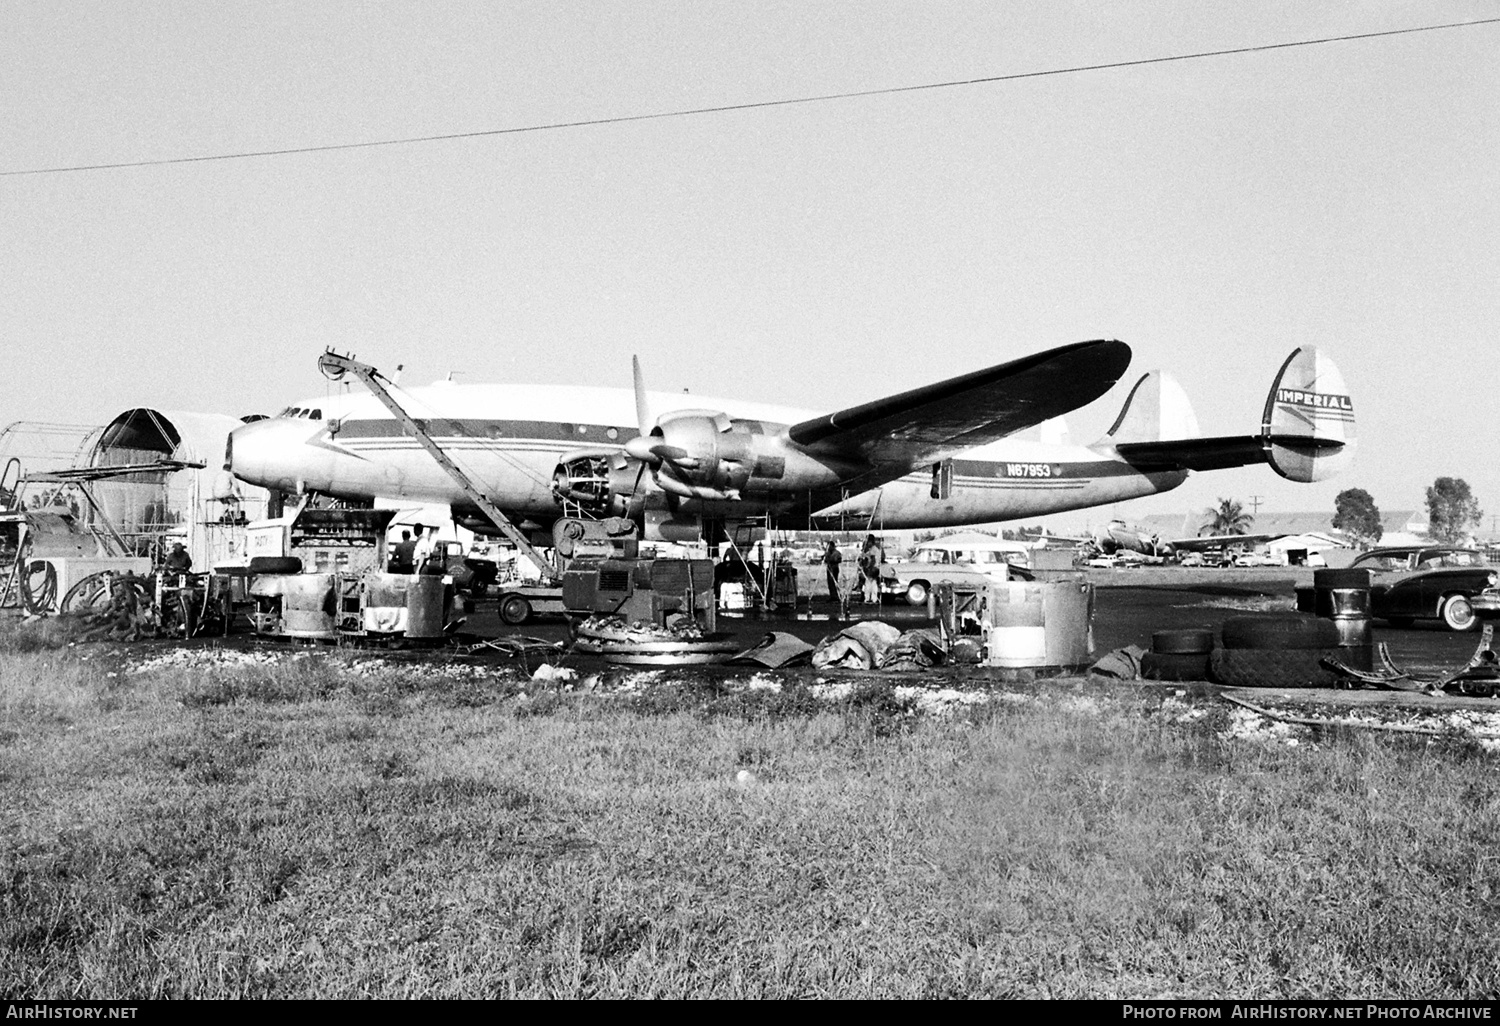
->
[77, 408, 271, 570]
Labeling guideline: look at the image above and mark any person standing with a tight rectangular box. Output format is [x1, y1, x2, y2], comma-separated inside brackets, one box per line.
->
[388, 530, 416, 573]
[822, 540, 842, 603]
[859, 534, 884, 605]
[410, 526, 434, 574]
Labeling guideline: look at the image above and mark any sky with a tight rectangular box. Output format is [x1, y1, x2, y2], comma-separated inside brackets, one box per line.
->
[3, 1, 1498, 534]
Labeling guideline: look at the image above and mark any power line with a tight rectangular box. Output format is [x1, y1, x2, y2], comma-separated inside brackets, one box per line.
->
[5, 16, 1498, 178]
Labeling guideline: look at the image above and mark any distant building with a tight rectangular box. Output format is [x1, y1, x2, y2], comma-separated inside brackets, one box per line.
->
[1134, 510, 1431, 547]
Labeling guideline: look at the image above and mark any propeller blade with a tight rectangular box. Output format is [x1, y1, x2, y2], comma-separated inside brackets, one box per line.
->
[650, 444, 697, 469]
[632, 355, 651, 437]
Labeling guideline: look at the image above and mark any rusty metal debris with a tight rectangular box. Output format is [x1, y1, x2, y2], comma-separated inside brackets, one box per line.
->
[1322, 624, 1500, 696]
[571, 615, 739, 666]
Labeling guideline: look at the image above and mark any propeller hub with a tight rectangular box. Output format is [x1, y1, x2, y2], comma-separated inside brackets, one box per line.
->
[623, 435, 659, 464]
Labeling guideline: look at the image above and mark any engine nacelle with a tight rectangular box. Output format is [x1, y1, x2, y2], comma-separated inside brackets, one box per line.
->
[551, 449, 649, 517]
[651, 411, 753, 499]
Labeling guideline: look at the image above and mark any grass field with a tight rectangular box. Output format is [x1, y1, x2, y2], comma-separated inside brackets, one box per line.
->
[3, 618, 1499, 999]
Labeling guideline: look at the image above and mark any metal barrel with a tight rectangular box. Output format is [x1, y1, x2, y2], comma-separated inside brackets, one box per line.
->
[1315, 587, 1370, 618]
[983, 581, 1094, 668]
[1311, 569, 1373, 671]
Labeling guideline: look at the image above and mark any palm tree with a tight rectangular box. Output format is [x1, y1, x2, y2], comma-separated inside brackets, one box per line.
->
[1201, 498, 1254, 536]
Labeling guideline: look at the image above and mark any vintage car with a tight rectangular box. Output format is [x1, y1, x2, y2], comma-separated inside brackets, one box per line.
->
[1475, 587, 1500, 620]
[879, 539, 1032, 606]
[436, 541, 499, 597]
[1231, 551, 1279, 567]
[1351, 546, 1498, 632]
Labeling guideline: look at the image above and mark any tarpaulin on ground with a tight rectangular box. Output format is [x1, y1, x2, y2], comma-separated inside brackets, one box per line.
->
[877, 628, 947, 673]
[729, 632, 815, 669]
[1090, 644, 1146, 679]
[812, 621, 903, 670]
[811, 622, 947, 672]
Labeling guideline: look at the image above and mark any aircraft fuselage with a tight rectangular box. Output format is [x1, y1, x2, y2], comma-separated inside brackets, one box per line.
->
[227, 382, 1188, 530]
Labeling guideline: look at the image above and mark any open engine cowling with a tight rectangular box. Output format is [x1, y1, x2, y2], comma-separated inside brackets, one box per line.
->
[551, 449, 649, 518]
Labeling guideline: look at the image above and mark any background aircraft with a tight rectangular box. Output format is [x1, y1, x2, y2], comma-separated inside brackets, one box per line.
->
[226, 341, 1354, 546]
[1032, 520, 1286, 560]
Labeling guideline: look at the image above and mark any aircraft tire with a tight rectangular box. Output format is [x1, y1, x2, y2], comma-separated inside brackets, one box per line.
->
[499, 594, 532, 626]
[1220, 614, 1340, 651]
[1151, 629, 1214, 655]
[1140, 651, 1210, 681]
[1209, 647, 1342, 689]
[60, 571, 114, 613]
[1440, 594, 1479, 633]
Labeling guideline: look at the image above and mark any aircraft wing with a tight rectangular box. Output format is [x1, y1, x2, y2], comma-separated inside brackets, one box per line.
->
[1025, 529, 1091, 545]
[1168, 531, 1285, 551]
[1112, 433, 1345, 473]
[787, 339, 1131, 486]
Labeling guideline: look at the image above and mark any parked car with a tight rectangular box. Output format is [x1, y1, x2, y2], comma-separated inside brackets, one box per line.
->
[1177, 552, 1205, 568]
[437, 541, 499, 597]
[1474, 587, 1500, 621]
[1351, 546, 1498, 632]
[1231, 552, 1279, 567]
[880, 539, 1031, 606]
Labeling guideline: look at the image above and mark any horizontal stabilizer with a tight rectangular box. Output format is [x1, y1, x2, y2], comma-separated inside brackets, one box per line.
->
[1114, 435, 1269, 473]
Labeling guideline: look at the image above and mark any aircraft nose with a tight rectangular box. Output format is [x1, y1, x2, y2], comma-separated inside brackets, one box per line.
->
[226, 418, 297, 491]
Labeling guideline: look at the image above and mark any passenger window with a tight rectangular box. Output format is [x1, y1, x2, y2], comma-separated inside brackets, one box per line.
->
[311, 409, 322, 420]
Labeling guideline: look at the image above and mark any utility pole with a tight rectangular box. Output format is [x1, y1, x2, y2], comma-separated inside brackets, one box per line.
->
[1248, 495, 1264, 517]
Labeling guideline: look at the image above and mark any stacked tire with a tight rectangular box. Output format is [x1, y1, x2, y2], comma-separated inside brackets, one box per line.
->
[1141, 629, 1214, 681]
[1209, 614, 1344, 688]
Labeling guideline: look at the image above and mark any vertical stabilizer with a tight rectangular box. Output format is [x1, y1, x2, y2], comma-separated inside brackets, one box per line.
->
[1261, 347, 1356, 483]
[1099, 371, 1200, 445]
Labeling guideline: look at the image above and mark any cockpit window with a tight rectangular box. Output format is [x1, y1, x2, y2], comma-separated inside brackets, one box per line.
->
[309, 409, 321, 420]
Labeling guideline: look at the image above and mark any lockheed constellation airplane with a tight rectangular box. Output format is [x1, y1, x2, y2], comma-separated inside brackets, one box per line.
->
[224, 340, 1355, 545]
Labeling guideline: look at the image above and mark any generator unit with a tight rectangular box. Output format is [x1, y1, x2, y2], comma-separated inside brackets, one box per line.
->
[562, 557, 717, 630]
[248, 569, 449, 642]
